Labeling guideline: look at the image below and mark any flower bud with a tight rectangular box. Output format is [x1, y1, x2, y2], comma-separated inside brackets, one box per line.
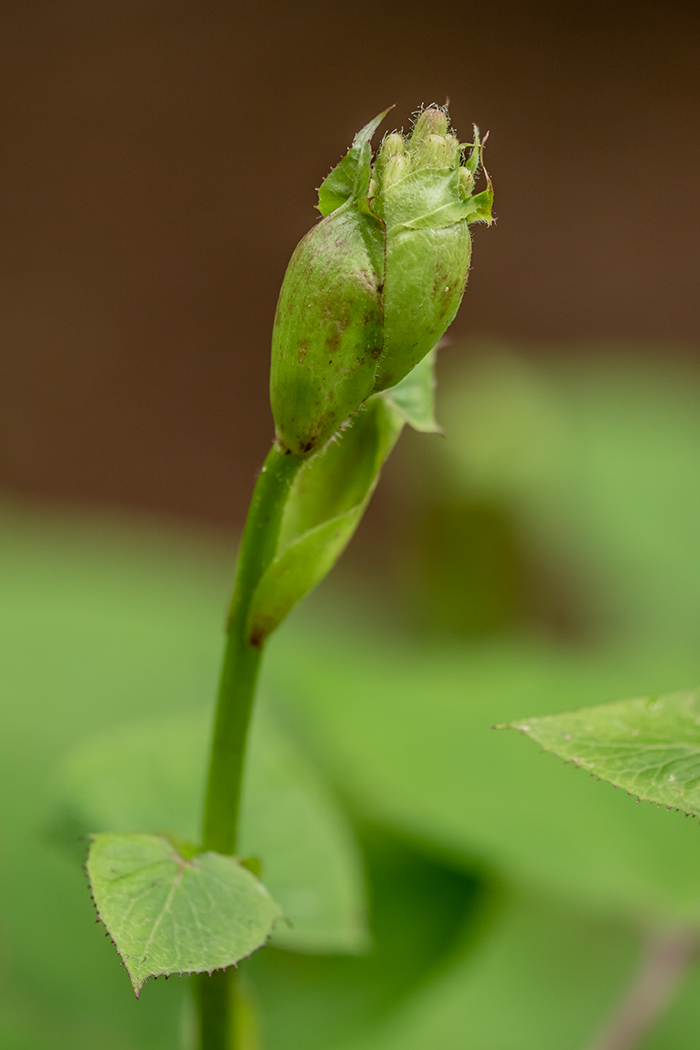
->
[270, 105, 493, 457]
[411, 106, 449, 139]
[382, 152, 410, 190]
[458, 166, 475, 197]
[381, 132, 405, 158]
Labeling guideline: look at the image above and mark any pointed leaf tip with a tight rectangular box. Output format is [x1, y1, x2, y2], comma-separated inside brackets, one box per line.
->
[514, 686, 700, 819]
[317, 107, 393, 217]
[86, 833, 282, 995]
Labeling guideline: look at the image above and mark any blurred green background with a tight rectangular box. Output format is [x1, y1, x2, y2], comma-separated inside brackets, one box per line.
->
[2, 1, 700, 1047]
[6, 351, 700, 1048]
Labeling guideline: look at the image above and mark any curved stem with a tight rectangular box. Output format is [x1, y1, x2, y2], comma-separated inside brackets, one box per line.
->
[196, 441, 303, 1050]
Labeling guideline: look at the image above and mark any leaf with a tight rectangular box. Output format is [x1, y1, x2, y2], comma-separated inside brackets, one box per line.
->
[437, 352, 700, 651]
[245, 824, 489, 1050]
[317, 109, 390, 218]
[388, 199, 482, 232]
[465, 186, 494, 225]
[53, 706, 368, 954]
[249, 350, 440, 643]
[86, 833, 282, 996]
[509, 687, 700, 815]
[382, 348, 440, 433]
[265, 627, 700, 925]
[247, 395, 403, 643]
[334, 893, 639, 1050]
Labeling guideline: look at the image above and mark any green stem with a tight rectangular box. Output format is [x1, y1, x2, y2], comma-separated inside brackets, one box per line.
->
[196, 440, 303, 1049]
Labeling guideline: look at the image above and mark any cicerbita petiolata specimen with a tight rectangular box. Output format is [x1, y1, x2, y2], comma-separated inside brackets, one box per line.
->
[270, 105, 493, 458]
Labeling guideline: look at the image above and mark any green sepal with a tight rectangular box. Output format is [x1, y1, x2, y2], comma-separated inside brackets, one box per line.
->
[465, 124, 484, 176]
[380, 168, 461, 231]
[391, 198, 481, 232]
[509, 687, 700, 816]
[317, 109, 391, 217]
[270, 205, 384, 456]
[466, 186, 494, 225]
[86, 833, 283, 996]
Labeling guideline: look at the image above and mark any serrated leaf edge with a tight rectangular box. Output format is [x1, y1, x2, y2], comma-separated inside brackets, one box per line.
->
[85, 835, 282, 997]
[500, 721, 700, 823]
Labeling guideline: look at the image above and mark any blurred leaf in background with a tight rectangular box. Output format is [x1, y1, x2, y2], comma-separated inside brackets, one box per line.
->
[6, 349, 700, 1046]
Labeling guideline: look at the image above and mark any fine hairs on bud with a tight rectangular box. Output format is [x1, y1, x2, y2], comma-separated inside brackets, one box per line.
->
[411, 104, 449, 140]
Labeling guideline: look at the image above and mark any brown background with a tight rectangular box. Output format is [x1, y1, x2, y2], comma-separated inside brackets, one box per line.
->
[0, 0, 698, 524]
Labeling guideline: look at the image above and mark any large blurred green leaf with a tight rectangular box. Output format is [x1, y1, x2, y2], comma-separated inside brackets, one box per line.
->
[0, 506, 235, 1048]
[265, 628, 700, 925]
[336, 892, 639, 1050]
[53, 707, 368, 955]
[438, 351, 700, 647]
[511, 687, 700, 815]
[87, 834, 282, 996]
[245, 823, 488, 1050]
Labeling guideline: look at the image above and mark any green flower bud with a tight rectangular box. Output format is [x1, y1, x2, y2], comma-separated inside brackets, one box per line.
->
[411, 107, 449, 139]
[409, 132, 460, 171]
[381, 132, 406, 158]
[270, 105, 493, 457]
[382, 151, 411, 190]
[458, 165, 475, 198]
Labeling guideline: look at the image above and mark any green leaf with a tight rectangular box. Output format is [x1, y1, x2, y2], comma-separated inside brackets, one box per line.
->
[317, 109, 390, 218]
[510, 687, 700, 815]
[247, 395, 403, 643]
[437, 351, 700, 650]
[465, 186, 494, 225]
[389, 199, 474, 231]
[53, 706, 368, 955]
[245, 824, 489, 1050]
[86, 833, 282, 996]
[249, 350, 440, 643]
[382, 348, 440, 433]
[334, 892, 639, 1050]
[265, 627, 700, 925]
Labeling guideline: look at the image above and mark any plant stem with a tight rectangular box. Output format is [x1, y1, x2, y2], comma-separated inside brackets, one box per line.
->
[196, 440, 303, 1050]
[203, 441, 302, 854]
[585, 927, 696, 1050]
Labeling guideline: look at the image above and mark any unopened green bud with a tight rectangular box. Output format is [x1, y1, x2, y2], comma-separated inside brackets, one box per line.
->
[458, 166, 475, 197]
[410, 132, 460, 171]
[411, 106, 449, 141]
[270, 105, 493, 457]
[380, 132, 405, 159]
[382, 151, 410, 190]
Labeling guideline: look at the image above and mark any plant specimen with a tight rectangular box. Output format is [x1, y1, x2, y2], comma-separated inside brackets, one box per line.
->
[83, 104, 492, 1048]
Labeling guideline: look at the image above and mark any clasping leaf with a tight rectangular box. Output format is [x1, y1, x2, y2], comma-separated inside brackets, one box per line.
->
[248, 351, 439, 644]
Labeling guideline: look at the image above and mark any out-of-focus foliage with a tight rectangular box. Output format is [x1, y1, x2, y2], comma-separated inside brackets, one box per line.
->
[54, 708, 370, 954]
[5, 348, 700, 1046]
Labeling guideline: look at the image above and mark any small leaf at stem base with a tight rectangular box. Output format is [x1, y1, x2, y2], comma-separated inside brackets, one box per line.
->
[87, 833, 282, 996]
